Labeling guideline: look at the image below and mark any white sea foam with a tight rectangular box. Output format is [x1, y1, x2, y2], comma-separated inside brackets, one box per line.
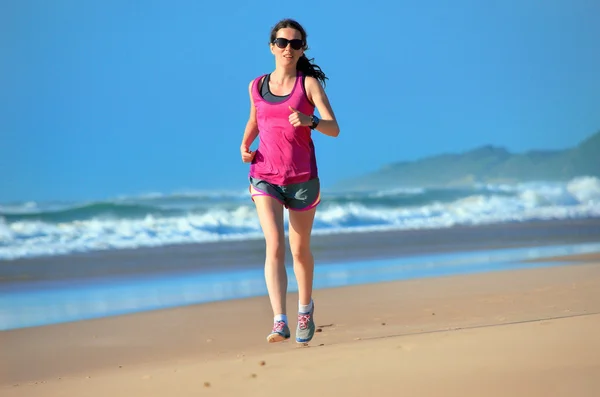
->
[367, 187, 426, 197]
[567, 176, 600, 204]
[1, 177, 599, 260]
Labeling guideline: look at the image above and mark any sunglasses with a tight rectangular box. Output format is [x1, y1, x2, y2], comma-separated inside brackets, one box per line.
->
[272, 37, 304, 50]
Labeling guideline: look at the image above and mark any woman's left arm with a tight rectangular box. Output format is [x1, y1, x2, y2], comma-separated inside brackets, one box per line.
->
[306, 77, 340, 138]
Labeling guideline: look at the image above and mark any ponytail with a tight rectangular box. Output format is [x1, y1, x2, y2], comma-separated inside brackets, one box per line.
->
[297, 54, 328, 87]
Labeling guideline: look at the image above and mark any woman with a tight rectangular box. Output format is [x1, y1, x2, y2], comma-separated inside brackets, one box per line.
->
[240, 18, 340, 344]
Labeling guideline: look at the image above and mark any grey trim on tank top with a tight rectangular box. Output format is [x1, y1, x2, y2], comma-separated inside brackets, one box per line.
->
[260, 73, 311, 104]
[260, 73, 289, 103]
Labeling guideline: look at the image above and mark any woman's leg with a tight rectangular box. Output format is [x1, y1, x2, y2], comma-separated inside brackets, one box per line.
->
[252, 196, 288, 325]
[288, 207, 317, 342]
[288, 207, 317, 305]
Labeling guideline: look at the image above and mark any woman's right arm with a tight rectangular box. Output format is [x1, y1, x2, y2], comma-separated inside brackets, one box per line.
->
[240, 80, 259, 163]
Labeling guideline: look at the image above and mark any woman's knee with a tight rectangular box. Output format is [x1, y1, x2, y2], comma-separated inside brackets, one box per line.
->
[265, 236, 286, 261]
[290, 242, 312, 263]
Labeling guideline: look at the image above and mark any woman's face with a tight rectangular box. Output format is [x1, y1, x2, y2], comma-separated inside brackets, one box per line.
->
[270, 27, 304, 66]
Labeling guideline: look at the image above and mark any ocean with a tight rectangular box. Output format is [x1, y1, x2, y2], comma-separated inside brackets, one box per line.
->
[1, 176, 600, 261]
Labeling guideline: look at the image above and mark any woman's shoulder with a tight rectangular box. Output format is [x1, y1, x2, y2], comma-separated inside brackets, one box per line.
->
[249, 74, 268, 88]
[248, 74, 267, 92]
[302, 75, 324, 93]
[302, 74, 318, 83]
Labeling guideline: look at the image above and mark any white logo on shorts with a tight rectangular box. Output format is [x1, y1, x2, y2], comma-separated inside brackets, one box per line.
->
[294, 188, 308, 201]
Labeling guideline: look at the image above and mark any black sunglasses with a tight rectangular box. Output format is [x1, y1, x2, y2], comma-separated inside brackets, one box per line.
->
[272, 37, 304, 50]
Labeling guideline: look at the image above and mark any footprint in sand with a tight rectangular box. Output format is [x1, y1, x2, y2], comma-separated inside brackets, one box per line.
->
[317, 323, 335, 330]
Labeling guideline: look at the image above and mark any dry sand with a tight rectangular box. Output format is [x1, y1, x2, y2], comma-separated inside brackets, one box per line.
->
[2, 256, 600, 396]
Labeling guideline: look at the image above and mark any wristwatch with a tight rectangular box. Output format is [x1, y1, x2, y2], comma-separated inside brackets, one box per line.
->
[310, 114, 320, 130]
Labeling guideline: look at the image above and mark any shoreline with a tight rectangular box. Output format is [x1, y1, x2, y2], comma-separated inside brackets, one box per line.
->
[2, 240, 600, 331]
[2, 217, 600, 285]
[525, 252, 600, 263]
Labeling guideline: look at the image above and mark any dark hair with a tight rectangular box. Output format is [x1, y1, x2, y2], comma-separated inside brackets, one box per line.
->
[269, 18, 328, 87]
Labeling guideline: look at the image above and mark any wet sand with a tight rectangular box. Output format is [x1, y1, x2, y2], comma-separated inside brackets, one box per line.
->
[526, 251, 600, 263]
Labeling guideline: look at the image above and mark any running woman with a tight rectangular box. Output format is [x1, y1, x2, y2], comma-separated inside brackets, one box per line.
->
[240, 18, 340, 344]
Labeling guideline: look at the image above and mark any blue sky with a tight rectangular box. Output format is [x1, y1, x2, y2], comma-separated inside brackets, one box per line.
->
[2, 0, 599, 203]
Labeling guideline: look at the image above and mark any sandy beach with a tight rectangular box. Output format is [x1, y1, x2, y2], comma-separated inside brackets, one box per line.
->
[3, 2, 599, 395]
[2, 251, 599, 396]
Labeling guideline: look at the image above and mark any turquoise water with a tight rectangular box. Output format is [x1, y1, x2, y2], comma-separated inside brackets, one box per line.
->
[1, 242, 599, 331]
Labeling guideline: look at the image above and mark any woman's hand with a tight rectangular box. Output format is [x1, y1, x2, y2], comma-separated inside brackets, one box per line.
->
[288, 106, 311, 127]
[241, 145, 255, 163]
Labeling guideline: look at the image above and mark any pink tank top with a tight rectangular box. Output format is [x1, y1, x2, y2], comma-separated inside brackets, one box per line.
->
[249, 71, 318, 185]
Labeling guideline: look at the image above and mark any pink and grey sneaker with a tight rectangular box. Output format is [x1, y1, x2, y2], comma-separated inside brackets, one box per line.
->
[266, 320, 290, 343]
[296, 304, 316, 344]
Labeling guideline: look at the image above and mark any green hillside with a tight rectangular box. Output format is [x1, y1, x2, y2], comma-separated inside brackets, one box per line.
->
[337, 130, 600, 190]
